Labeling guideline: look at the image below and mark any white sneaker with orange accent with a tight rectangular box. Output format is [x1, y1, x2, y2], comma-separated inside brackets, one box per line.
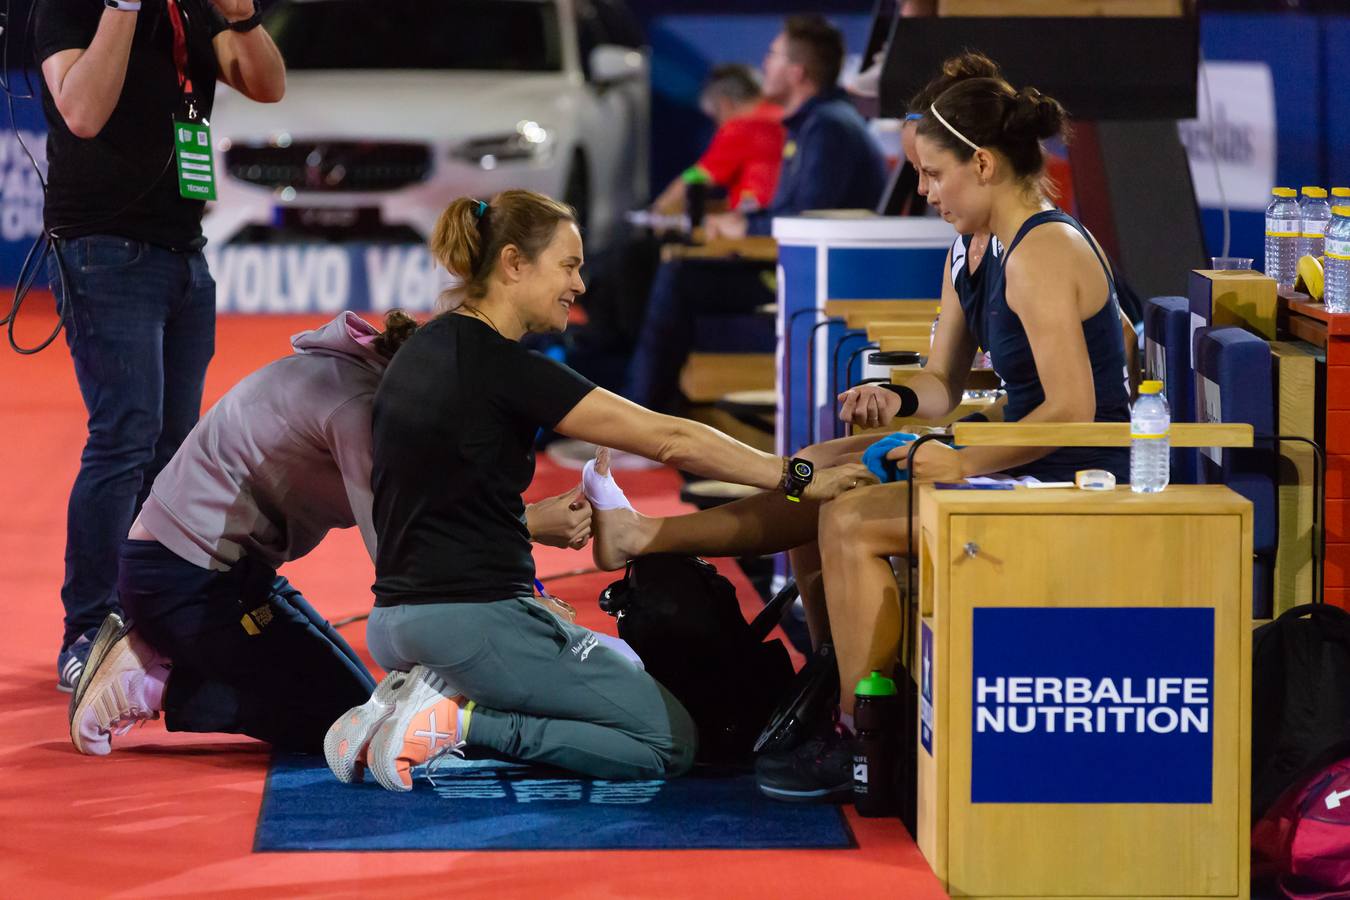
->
[323, 669, 411, 784]
[366, 666, 466, 792]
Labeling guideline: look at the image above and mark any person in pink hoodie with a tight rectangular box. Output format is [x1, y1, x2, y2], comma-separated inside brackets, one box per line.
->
[67, 311, 591, 756]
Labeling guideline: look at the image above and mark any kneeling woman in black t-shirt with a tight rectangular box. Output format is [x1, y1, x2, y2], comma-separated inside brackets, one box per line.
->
[330, 189, 873, 792]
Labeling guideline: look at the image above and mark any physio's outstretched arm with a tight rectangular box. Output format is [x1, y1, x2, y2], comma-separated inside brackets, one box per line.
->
[555, 388, 875, 500]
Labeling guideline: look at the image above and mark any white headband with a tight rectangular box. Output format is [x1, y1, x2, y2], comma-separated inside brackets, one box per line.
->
[929, 103, 980, 153]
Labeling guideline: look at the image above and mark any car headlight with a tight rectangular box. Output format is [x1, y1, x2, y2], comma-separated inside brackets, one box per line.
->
[450, 120, 554, 171]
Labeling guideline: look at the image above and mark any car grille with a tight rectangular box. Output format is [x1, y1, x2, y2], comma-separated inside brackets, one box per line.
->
[224, 142, 432, 192]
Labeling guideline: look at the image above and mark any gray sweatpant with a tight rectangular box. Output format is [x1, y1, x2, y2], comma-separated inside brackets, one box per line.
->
[366, 597, 697, 780]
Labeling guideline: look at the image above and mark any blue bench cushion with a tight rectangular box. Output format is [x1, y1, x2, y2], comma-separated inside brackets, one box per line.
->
[1192, 325, 1276, 617]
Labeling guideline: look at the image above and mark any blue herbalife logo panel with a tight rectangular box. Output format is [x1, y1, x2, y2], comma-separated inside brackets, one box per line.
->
[971, 607, 1215, 804]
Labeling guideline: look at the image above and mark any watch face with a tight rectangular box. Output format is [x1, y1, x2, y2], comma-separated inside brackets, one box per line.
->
[792, 460, 813, 479]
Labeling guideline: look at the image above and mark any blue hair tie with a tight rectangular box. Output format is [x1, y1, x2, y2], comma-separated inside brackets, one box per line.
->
[474, 200, 488, 219]
[904, 112, 923, 122]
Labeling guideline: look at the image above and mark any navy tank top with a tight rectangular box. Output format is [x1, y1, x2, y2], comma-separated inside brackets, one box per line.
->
[951, 233, 999, 338]
[979, 210, 1131, 482]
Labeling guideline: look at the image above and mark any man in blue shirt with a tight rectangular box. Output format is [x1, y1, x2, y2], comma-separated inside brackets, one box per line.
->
[707, 17, 886, 239]
[625, 16, 886, 413]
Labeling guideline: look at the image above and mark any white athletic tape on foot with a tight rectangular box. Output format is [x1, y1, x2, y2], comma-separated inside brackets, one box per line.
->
[583, 459, 634, 511]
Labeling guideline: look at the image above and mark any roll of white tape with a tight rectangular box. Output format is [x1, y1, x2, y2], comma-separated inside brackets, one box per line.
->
[1075, 469, 1117, 491]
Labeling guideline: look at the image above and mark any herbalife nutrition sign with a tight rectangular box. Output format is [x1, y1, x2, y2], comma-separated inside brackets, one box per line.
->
[971, 607, 1215, 804]
[975, 675, 1211, 736]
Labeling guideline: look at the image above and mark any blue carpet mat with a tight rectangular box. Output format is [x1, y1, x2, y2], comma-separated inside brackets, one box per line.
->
[254, 754, 854, 852]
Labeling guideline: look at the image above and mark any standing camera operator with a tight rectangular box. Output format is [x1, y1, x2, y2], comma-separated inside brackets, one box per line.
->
[35, 0, 285, 692]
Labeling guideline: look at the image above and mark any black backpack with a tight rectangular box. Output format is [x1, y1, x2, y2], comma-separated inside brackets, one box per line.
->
[599, 555, 796, 765]
[1252, 602, 1350, 820]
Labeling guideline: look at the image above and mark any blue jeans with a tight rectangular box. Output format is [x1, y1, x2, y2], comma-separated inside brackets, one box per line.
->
[48, 236, 217, 650]
[119, 540, 376, 751]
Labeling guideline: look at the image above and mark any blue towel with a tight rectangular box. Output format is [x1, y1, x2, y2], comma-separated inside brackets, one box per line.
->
[862, 432, 918, 483]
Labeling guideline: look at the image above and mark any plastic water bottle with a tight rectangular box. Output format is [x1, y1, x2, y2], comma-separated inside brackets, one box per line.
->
[853, 671, 899, 817]
[1130, 380, 1170, 493]
[1298, 187, 1332, 261]
[1265, 187, 1301, 288]
[1326, 205, 1350, 313]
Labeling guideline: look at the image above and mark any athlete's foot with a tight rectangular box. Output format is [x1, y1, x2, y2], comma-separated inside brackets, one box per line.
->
[585, 448, 657, 571]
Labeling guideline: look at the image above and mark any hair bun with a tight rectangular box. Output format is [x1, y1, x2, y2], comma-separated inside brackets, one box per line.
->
[940, 50, 1001, 82]
[1004, 87, 1067, 142]
[909, 51, 1003, 116]
[374, 309, 420, 359]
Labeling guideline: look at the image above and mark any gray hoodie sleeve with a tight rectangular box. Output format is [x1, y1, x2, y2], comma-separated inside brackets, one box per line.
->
[325, 392, 378, 563]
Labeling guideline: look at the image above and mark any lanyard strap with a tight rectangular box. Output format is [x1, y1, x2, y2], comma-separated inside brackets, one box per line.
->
[165, 0, 194, 98]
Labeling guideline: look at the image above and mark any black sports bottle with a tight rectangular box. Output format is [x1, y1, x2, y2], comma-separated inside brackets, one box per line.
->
[853, 670, 900, 816]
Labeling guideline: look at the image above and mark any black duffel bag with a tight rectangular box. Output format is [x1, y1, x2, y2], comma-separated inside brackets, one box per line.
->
[599, 555, 796, 766]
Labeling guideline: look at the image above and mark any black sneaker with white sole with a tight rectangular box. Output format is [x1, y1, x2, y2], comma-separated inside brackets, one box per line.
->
[754, 724, 858, 803]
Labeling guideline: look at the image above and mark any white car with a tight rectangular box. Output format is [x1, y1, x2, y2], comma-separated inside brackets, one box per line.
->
[204, 0, 650, 252]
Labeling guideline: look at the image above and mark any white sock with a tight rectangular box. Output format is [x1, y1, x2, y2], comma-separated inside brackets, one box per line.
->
[582, 458, 634, 511]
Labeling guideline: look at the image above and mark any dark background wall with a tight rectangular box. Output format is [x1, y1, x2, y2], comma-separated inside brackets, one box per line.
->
[2, 0, 1348, 278]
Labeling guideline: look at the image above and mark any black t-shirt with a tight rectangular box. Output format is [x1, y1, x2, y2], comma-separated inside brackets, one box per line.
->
[371, 315, 597, 606]
[35, 0, 224, 249]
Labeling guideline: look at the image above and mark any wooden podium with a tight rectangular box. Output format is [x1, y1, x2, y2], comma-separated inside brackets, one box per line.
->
[912, 424, 1254, 898]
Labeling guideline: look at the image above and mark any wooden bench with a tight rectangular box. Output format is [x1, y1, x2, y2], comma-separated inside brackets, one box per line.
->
[679, 353, 775, 452]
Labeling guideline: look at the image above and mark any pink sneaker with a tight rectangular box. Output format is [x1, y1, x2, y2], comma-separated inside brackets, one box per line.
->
[366, 666, 466, 792]
[323, 669, 411, 784]
[68, 617, 168, 757]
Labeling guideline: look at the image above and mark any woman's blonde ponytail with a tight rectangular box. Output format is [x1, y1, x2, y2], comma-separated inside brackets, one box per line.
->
[429, 197, 484, 284]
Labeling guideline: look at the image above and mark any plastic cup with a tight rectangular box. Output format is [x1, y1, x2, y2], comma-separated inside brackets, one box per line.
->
[1210, 257, 1255, 270]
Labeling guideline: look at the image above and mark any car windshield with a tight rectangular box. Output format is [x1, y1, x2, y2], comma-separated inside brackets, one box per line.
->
[267, 0, 563, 72]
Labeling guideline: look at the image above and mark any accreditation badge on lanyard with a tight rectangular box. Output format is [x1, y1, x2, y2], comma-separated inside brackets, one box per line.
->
[167, 0, 217, 200]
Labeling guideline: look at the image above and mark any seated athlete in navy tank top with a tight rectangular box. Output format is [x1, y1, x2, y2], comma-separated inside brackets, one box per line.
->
[979, 209, 1130, 482]
[901, 70, 1131, 485]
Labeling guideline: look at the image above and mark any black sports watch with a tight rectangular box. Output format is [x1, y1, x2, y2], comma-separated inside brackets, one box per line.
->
[782, 457, 814, 503]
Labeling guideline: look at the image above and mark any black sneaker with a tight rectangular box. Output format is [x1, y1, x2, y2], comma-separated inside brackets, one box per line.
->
[754, 724, 857, 803]
[56, 626, 102, 694]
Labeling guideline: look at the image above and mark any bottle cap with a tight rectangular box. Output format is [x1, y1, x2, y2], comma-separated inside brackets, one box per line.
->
[1273, 187, 1297, 198]
[856, 671, 898, 697]
[1302, 186, 1328, 198]
[1139, 380, 1163, 395]
[1333, 188, 1350, 198]
[1334, 206, 1350, 218]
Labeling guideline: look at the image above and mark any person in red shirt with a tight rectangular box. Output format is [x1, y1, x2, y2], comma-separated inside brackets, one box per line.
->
[652, 64, 785, 215]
